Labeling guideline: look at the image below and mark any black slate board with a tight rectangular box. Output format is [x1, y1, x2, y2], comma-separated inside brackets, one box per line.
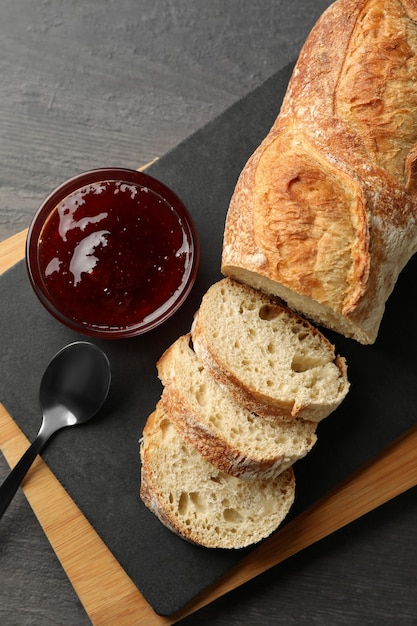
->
[1, 60, 417, 616]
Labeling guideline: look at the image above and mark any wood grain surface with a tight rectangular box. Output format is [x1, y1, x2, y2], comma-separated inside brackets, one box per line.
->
[0, 405, 169, 626]
[2, 2, 417, 625]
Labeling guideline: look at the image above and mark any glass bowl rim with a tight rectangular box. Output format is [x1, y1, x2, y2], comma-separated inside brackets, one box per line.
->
[25, 167, 200, 338]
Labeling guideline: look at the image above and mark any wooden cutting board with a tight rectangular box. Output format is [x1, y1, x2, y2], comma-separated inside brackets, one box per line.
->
[2, 230, 417, 625]
[0, 229, 171, 625]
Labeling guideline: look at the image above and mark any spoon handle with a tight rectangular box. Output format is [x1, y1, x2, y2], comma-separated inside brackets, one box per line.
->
[0, 433, 47, 519]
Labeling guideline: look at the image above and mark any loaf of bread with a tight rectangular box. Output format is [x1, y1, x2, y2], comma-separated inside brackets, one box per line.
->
[140, 404, 296, 549]
[157, 334, 317, 480]
[140, 279, 348, 547]
[221, 0, 417, 344]
[191, 278, 349, 422]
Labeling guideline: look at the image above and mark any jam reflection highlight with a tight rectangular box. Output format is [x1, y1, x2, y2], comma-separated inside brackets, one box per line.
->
[29, 173, 198, 336]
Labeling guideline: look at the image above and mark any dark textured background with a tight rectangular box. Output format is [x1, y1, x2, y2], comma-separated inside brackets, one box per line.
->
[0, 0, 331, 242]
[1, 1, 417, 625]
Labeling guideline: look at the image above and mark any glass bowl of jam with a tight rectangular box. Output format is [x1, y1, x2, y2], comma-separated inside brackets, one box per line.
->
[26, 168, 199, 338]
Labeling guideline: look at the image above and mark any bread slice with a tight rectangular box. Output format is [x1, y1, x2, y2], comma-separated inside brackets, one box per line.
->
[157, 334, 317, 480]
[140, 404, 296, 549]
[191, 278, 349, 422]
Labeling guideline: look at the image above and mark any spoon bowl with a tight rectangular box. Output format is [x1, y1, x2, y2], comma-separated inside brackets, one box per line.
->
[0, 341, 111, 518]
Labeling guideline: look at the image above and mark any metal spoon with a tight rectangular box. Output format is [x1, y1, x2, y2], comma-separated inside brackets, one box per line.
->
[0, 341, 111, 519]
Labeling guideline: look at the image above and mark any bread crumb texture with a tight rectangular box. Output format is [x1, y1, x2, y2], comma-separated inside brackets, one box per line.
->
[158, 334, 317, 480]
[192, 278, 349, 421]
[140, 406, 295, 549]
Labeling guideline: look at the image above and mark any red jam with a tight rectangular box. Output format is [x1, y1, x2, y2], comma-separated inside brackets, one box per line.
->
[27, 170, 199, 337]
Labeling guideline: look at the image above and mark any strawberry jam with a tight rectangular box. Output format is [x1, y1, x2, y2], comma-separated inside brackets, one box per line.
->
[26, 169, 199, 338]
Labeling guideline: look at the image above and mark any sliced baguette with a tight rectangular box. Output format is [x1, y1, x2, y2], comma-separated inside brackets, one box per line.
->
[140, 404, 296, 549]
[157, 334, 317, 480]
[191, 278, 349, 422]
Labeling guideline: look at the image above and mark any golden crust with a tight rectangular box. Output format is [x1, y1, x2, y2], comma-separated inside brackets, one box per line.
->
[222, 0, 417, 344]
